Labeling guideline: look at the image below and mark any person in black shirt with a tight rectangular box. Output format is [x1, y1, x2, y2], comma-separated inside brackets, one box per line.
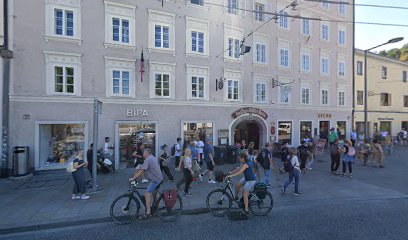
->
[297, 141, 310, 174]
[280, 143, 289, 162]
[159, 144, 174, 181]
[86, 143, 93, 175]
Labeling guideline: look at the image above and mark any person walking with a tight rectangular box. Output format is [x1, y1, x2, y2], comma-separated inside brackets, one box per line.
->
[200, 138, 216, 184]
[306, 139, 316, 170]
[132, 144, 149, 183]
[71, 150, 90, 200]
[177, 148, 193, 196]
[174, 137, 182, 170]
[341, 140, 355, 177]
[329, 128, 339, 146]
[281, 147, 301, 195]
[159, 144, 174, 181]
[188, 141, 199, 180]
[361, 140, 372, 166]
[350, 130, 357, 147]
[280, 142, 289, 163]
[372, 139, 384, 168]
[247, 142, 255, 161]
[297, 141, 309, 174]
[258, 143, 273, 186]
[330, 139, 341, 174]
[195, 136, 205, 166]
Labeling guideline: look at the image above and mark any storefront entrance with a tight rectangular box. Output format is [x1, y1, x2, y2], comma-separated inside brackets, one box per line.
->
[319, 121, 330, 140]
[234, 121, 260, 149]
[115, 122, 157, 169]
[230, 114, 267, 150]
[380, 121, 392, 136]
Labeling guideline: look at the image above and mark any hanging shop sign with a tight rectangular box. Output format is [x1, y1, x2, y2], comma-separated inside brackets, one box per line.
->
[126, 109, 149, 117]
[232, 107, 268, 120]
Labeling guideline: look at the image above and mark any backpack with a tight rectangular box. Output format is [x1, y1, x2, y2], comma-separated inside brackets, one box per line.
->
[347, 146, 356, 156]
[162, 189, 178, 209]
[171, 144, 176, 156]
[283, 157, 294, 172]
[254, 183, 268, 199]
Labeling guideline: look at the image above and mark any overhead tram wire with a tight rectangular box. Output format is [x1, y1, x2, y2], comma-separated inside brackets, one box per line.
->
[304, 0, 408, 10]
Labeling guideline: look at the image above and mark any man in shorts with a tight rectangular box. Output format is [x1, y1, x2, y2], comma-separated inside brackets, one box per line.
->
[200, 138, 216, 183]
[129, 149, 163, 219]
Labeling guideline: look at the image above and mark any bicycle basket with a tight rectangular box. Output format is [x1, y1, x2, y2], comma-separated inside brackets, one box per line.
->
[163, 189, 178, 209]
[254, 183, 267, 199]
[214, 170, 225, 183]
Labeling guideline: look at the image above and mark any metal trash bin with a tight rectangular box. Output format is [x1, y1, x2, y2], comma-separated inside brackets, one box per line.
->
[214, 146, 226, 165]
[226, 146, 239, 164]
[13, 146, 30, 176]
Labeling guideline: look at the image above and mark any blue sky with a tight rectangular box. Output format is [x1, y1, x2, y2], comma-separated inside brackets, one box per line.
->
[355, 0, 408, 52]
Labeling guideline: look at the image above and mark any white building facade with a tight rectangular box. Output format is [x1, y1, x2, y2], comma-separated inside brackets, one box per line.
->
[9, 0, 353, 171]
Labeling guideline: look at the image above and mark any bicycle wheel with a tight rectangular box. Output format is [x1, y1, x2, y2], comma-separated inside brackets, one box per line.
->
[249, 191, 273, 216]
[110, 194, 140, 225]
[206, 189, 233, 217]
[156, 194, 183, 222]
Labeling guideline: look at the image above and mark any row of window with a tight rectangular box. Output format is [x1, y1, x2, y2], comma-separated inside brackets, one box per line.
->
[356, 91, 408, 107]
[48, 54, 346, 107]
[356, 61, 408, 82]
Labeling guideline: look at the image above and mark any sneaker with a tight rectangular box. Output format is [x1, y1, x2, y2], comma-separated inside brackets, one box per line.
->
[142, 179, 149, 183]
[208, 180, 216, 184]
[72, 194, 80, 200]
[349, 174, 353, 178]
[281, 187, 286, 194]
[294, 192, 301, 196]
[342, 173, 345, 177]
[184, 192, 192, 197]
[198, 174, 203, 182]
[81, 195, 90, 200]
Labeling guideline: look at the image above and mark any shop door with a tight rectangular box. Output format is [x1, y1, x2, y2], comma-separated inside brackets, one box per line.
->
[380, 121, 392, 136]
[234, 121, 260, 149]
[117, 123, 156, 169]
[319, 121, 330, 140]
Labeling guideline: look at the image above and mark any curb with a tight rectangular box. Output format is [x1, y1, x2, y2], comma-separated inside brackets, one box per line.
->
[0, 207, 210, 236]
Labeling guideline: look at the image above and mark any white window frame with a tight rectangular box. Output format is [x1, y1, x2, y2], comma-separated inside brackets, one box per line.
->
[224, 25, 244, 62]
[45, 0, 81, 43]
[253, 33, 269, 65]
[338, 91, 345, 106]
[224, 70, 243, 102]
[105, 57, 135, 97]
[321, 1, 329, 9]
[278, 78, 292, 104]
[338, 57, 346, 78]
[320, 50, 330, 75]
[301, 18, 310, 36]
[148, 9, 176, 53]
[300, 46, 312, 73]
[301, 87, 311, 105]
[321, 22, 330, 41]
[104, 1, 136, 50]
[278, 39, 291, 69]
[44, 51, 82, 96]
[254, 2, 265, 22]
[149, 61, 176, 99]
[338, 1, 346, 15]
[357, 61, 363, 75]
[300, 81, 312, 105]
[253, 75, 269, 104]
[321, 88, 329, 106]
[187, 65, 210, 100]
[186, 17, 210, 56]
[278, 10, 289, 30]
[338, 25, 346, 46]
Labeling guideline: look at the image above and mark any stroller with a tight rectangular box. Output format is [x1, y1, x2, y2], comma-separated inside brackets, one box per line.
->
[97, 150, 115, 175]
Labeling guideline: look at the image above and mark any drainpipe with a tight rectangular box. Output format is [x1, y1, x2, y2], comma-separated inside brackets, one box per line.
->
[1, 0, 13, 178]
[351, 0, 355, 131]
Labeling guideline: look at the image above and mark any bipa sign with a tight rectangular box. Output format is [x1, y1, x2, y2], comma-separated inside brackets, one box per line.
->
[126, 109, 149, 117]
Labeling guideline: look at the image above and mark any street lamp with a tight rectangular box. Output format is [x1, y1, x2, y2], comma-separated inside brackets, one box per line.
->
[363, 37, 404, 141]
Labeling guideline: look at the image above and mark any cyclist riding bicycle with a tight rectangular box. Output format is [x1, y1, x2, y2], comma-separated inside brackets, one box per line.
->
[129, 148, 163, 220]
[226, 153, 257, 215]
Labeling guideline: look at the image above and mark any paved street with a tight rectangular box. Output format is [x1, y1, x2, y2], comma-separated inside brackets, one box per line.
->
[0, 146, 407, 239]
[1, 198, 407, 240]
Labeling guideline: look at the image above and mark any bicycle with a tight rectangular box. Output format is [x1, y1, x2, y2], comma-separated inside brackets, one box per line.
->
[206, 177, 273, 217]
[110, 181, 183, 224]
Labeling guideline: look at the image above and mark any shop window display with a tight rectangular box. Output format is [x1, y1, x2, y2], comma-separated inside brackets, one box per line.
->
[300, 121, 312, 142]
[183, 122, 213, 143]
[336, 121, 347, 140]
[278, 121, 292, 145]
[39, 124, 85, 168]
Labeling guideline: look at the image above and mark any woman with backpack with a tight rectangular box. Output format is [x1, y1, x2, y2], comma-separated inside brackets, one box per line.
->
[341, 140, 355, 177]
[281, 147, 301, 195]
